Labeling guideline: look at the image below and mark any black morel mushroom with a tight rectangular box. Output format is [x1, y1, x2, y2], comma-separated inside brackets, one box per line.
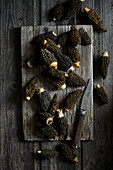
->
[65, 72, 86, 87]
[38, 112, 54, 125]
[79, 28, 92, 45]
[40, 125, 59, 139]
[34, 31, 57, 44]
[58, 143, 78, 162]
[95, 84, 108, 104]
[41, 48, 58, 68]
[37, 149, 59, 159]
[43, 39, 60, 53]
[84, 7, 107, 32]
[65, 89, 83, 112]
[55, 52, 74, 72]
[49, 94, 59, 116]
[70, 25, 81, 47]
[67, 46, 81, 68]
[100, 51, 110, 79]
[66, 0, 85, 19]
[47, 68, 66, 90]
[57, 31, 70, 47]
[57, 109, 67, 140]
[52, 4, 64, 21]
[36, 88, 51, 112]
[26, 76, 38, 100]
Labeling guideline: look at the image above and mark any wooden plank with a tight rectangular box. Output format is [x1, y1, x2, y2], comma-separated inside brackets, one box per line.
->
[82, 0, 113, 169]
[0, 0, 36, 170]
[21, 25, 93, 142]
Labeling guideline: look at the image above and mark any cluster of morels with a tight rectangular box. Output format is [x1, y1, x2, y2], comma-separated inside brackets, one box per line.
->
[25, 0, 110, 162]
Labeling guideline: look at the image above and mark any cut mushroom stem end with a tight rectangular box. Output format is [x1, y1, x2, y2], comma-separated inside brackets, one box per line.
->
[84, 7, 90, 13]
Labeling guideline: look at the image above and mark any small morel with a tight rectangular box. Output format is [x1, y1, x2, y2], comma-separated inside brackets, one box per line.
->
[55, 52, 74, 72]
[95, 84, 108, 104]
[70, 25, 81, 47]
[26, 76, 38, 100]
[36, 88, 51, 112]
[41, 48, 58, 68]
[65, 89, 83, 112]
[79, 28, 92, 45]
[34, 31, 57, 44]
[66, 0, 85, 19]
[37, 149, 59, 159]
[67, 46, 81, 68]
[40, 125, 59, 139]
[58, 143, 78, 162]
[52, 4, 64, 21]
[43, 39, 60, 53]
[49, 94, 59, 116]
[65, 72, 86, 87]
[57, 109, 67, 140]
[27, 56, 38, 68]
[84, 7, 107, 32]
[38, 112, 54, 125]
[100, 51, 110, 79]
[47, 68, 66, 90]
[57, 31, 70, 47]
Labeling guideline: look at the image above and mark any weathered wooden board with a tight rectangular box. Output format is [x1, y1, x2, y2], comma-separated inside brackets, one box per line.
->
[21, 25, 93, 141]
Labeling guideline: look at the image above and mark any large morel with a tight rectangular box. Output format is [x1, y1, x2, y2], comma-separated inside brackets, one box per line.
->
[52, 4, 64, 21]
[41, 48, 58, 68]
[58, 143, 78, 162]
[57, 109, 67, 140]
[43, 39, 60, 53]
[100, 51, 110, 79]
[55, 52, 74, 72]
[37, 149, 59, 159]
[95, 84, 108, 104]
[38, 112, 53, 125]
[36, 88, 51, 112]
[70, 25, 81, 47]
[26, 76, 38, 100]
[79, 28, 92, 45]
[47, 68, 66, 90]
[65, 72, 86, 87]
[67, 46, 81, 68]
[84, 7, 107, 32]
[65, 89, 83, 111]
[66, 0, 85, 19]
[40, 125, 58, 139]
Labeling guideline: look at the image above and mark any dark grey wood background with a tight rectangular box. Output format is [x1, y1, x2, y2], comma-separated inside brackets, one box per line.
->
[0, 0, 113, 169]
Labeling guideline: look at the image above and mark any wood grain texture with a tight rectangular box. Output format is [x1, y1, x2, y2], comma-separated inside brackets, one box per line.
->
[1, 0, 113, 169]
[21, 25, 93, 142]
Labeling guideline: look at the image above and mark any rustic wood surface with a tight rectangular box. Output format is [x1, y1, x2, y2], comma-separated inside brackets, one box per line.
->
[0, 0, 113, 169]
[21, 25, 93, 142]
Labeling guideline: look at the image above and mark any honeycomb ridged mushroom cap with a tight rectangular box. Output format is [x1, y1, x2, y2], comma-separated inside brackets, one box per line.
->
[84, 7, 90, 13]
[57, 109, 64, 118]
[38, 87, 45, 94]
[103, 51, 109, 57]
[61, 83, 66, 90]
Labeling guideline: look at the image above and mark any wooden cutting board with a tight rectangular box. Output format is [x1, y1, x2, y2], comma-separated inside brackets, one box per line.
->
[21, 25, 93, 141]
